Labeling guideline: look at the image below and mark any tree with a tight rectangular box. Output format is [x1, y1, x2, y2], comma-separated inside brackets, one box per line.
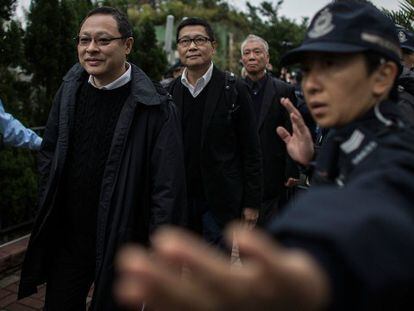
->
[383, 0, 414, 31]
[24, 0, 79, 124]
[129, 20, 168, 80]
[0, 0, 16, 20]
[0, 0, 38, 241]
[245, 1, 307, 72]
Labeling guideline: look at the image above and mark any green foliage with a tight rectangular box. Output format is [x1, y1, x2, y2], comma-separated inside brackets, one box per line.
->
[0, 0, 16, 20]
[24, 0, 83, 124]
[245, 1, 307, 71]
[129, 20, 168, 80]
[0, 0, 39, 239]
[0, 148, 38, 230]
[383, 0, 414, 31]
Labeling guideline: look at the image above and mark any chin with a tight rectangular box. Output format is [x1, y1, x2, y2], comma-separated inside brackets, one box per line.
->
[187, 63, 208, 70]
[84, 67, 103, 76]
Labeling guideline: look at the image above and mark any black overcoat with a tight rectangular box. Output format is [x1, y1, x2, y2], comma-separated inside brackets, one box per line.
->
[170, 67, 262, 227]
[253, 75, 298, 207]
[18, 63, 187, 310]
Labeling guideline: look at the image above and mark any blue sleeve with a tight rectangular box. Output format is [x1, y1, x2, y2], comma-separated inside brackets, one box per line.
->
[0, 99, 42, 150]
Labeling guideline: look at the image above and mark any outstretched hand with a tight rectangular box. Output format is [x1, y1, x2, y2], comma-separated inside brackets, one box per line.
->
[115, 225, 330, 311]
[276, 98, 314, 166]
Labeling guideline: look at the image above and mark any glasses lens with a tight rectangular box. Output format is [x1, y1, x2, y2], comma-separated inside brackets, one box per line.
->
[178, 38, 190, 47]
[78, 37, 91, 46]
[97, 38, 112, 46]
[194, 37, 208, 45]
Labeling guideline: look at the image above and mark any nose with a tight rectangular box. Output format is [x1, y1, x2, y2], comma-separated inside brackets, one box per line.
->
[85, 39, 99, 53]
[245, 51, 255, 60]
[188, 40, 198, 50]
[302, 66, 322, 97]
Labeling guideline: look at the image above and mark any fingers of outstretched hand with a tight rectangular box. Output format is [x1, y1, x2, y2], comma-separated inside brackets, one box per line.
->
[115, 244, 212, 311]
[280, 97, 301, 118]
[226, 225, 330, 309]
[291, 112, 310, 137]
[225, 225, 283, 270]
[115, 246, 158, 307]
[152, 227, 233, 284]
[276, 126, 291, 143]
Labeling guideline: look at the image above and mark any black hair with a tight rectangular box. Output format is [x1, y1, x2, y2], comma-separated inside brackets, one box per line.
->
[362, 51, 399, 100]
[362, 51, 385, 75]
[402, 48, 414, 56]
[81, 6, 133, 38]
[176, 17, 215, 42]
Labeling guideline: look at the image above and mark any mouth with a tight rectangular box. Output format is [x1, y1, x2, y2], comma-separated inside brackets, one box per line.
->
[308, 101, 328, 116]
[186, 54, 201, 59]
[85, 59, 103, 66]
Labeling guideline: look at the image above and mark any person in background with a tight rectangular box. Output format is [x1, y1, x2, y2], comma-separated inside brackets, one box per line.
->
[240, 34, 298, 224]
[396, 26, 414, 124]
[0, 98, 42, 150]
[160, 60, 184, 88]
[115, 1, 414, 310]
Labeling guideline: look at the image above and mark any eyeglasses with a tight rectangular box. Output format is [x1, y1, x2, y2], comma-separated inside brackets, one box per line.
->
[75, 35, 127, 47]
[177, 36, 212, 47]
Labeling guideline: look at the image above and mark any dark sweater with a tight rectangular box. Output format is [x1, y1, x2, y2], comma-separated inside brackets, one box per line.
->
[58, 80, 131, 262]
[245, 75, 267, 121]
[182, 85, 209, 199]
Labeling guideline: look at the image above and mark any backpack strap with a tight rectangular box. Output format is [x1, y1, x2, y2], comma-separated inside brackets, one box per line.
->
[224, 71, 240, 121]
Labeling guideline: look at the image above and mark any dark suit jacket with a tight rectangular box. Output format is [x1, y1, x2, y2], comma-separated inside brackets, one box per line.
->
[170, 66, 262, 227]
[250, 74, 298, 215]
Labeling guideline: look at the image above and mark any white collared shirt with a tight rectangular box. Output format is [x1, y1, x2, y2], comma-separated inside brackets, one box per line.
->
[88, 62, 132, 90]
[181, 62, 214, 98]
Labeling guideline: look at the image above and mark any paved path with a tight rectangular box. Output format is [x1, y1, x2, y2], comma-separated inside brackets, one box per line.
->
[0, 270, 44, 311]
[0, 270, 93, 310]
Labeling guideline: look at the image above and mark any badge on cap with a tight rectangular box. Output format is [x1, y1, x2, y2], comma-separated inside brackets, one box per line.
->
[399, 30, 408, 43]
[308, 8, 335, 39]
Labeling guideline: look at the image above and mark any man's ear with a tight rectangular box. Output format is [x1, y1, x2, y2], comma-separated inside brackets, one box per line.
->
[372, 61, 398, 97]
[125, 37, 134, 55]
[211, 41, 217, 55]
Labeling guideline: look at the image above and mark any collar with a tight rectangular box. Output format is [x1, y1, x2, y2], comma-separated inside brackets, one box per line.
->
[181, 62, 214, 98]
[245, 73, 268, 94]
[333, 100, 401, 135]
[314, 100, 401, 181]
[88, 62, 131, 90]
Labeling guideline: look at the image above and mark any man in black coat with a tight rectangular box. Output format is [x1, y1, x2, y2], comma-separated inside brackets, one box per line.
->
[240, 34, 298, 224]
[169, 18, 262, 245]
[18, 7, 186, 310]
[396, 26, 414, 124]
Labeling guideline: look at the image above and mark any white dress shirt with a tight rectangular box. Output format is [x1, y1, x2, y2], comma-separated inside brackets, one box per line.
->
[88, 62, 132, 90]
[181, 62, 214, 98]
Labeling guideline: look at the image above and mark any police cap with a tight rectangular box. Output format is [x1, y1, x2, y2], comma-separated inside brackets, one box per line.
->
[397, 26, 414, 53]
[282, 0, 401, 66]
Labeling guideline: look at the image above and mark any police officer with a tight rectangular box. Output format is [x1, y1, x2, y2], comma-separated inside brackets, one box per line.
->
[114, 1, 414, 310]
[396, 26, 414, 124]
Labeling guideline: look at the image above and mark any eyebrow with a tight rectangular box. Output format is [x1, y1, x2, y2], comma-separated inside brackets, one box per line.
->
[78, 31, 114, 36]
[179, 32, 208, 38]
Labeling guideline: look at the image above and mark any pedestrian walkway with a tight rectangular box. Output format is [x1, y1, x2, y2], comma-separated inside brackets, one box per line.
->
[0, 235, 93, 310]
[0, 270, 44, 310]
[0, 270, 94, 310]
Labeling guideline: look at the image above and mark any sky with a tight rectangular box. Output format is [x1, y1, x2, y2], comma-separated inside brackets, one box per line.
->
[228, 0, 401, 21]
[15, 0, 401, 23]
